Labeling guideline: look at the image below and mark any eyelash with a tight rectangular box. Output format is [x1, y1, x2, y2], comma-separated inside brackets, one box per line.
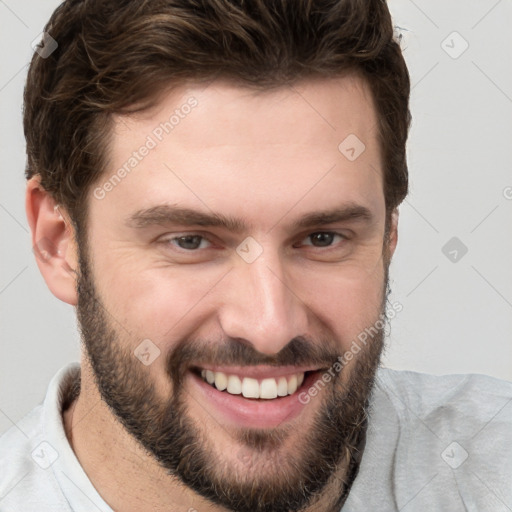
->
[295, 232, 348, 249]
[160, 231, 348, 252]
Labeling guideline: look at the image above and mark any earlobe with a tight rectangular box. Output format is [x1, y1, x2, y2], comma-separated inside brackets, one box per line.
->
[385, 208, 399, 262]
[26, 176, 79, 305]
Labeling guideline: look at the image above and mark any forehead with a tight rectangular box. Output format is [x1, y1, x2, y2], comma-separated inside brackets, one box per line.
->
[116, 74, 379, 152]
[93, 75, 383, 231]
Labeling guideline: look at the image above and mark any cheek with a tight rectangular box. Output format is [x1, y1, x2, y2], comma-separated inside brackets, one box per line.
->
[95, 253, 224, 342]
[294, 261, 385, 350]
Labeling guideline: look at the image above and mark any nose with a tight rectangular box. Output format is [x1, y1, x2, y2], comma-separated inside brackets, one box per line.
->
[218, 251, 309, 356]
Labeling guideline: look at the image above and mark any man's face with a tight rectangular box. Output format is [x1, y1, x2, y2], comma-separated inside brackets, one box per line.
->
[77, 75, 394, 511]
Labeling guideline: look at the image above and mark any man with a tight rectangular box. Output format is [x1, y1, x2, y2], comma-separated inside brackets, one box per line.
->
[1, 0, 511, 511]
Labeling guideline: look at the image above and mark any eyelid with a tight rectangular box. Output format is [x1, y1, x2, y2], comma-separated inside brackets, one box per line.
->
[300, 230, 349, 242]
[157, 232, 215, 248]
[155, 229, 350, 251]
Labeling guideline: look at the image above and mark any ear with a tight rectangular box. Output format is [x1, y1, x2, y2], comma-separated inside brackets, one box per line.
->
[385, 208, 399, 263]
[26, 176, 79, 305]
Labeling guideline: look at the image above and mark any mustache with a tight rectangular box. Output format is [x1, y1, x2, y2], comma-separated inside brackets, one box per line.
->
[167, 335, 341, 386]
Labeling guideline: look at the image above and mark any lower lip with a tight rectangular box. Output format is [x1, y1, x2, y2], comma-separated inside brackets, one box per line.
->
[188, 370, 320, 429]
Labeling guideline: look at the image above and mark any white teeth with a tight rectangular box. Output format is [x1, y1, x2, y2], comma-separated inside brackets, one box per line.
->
[205, 370, 215, 385]
[260, 378, 278, 399]
[214, 371, 228, 391]
[200, 370, 307, 399]
[287, 375, 298, 395]
[227, 375, 242, 394]
[277, 376, 288, 397]
[242, 377, 260, 398]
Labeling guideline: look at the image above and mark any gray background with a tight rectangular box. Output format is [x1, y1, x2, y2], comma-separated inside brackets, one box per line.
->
[1, 0, 511, 438]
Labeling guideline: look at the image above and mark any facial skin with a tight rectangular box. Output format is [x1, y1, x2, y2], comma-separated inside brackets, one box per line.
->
[27, 74, 398, 512]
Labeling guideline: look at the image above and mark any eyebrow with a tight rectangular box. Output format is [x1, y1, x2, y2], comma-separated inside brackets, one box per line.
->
[127, 205, 246, 232]
[294, 204, 374, 229]
[126, 203, 374, 232]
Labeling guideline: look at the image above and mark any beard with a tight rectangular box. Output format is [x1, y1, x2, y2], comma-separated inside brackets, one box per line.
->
[75, 241, 390, 512]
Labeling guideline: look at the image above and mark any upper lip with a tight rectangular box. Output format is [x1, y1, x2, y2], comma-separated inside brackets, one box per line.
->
[194, 365, 322, 380]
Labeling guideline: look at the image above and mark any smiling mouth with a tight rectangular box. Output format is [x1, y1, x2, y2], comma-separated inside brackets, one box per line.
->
[193, 367, 318, 400]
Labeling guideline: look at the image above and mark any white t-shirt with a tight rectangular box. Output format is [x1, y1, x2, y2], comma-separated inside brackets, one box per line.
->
[1, 362, 511, 511]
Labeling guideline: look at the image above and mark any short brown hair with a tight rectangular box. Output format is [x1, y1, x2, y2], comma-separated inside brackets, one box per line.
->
[24, 0, 410, 230]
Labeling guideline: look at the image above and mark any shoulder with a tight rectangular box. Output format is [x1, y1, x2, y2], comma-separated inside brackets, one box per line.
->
[376, 366, 512, 395]
[374, 367, 512, 429]
[0, 364, 80, 511]
[364, 368, 512, 510]
[0, 405, 71, 510]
